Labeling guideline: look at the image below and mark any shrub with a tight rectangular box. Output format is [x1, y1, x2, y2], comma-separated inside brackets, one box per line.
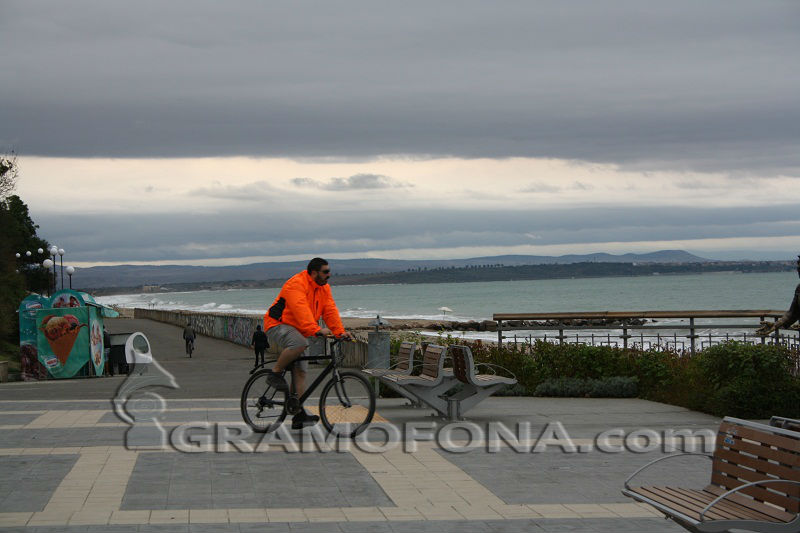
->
[688, 342, 800, 418]
[534, 376, 638, 398]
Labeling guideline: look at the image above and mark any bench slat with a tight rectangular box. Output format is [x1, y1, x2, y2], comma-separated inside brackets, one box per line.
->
[711, 467, 800, 513]
[714, 446, 800, 483]
[632, 487, 718, 521]
[667, 487, 774, 521]
[633, 486, 791, 524]
[718, 435, 800, 469]
[719, 421, 800, 459]
[705, 484, 798, 523]
[659, 487, 748, 520]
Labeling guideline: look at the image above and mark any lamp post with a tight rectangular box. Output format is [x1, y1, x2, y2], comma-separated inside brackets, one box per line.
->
[48, 246, 58, 293]
[66, 266, 75, 290]
[58, 248, 65, 290]
[42, 259, 54, 296]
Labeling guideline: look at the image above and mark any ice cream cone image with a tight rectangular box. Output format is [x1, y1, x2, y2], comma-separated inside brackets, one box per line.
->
[39, 315, 86, 365]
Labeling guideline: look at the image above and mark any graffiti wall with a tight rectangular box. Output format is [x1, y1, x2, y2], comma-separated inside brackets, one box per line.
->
[134, 309, 262, 347]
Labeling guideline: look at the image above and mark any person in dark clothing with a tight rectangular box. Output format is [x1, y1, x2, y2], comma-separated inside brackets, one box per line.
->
[251, 324, 269, 368]
[757, 255, 800, 335]
[103, 326, 113, 375]
[183, 321, 196, 356]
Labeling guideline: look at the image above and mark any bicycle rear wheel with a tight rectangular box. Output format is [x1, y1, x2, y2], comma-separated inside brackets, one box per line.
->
[241, 369, 287, 433]
[319, 371, 375, 438]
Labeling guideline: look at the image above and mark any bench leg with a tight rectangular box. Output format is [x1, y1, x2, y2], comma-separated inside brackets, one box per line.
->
[377, 379, 425, 407]
[447, 384, 506, 419]
[404, 378, 459, 417]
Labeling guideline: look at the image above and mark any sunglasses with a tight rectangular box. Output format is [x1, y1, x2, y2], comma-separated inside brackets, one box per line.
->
[321, 269, 331, 275]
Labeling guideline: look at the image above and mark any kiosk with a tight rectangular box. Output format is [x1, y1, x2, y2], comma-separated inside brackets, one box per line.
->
[18, 290, 119, 380]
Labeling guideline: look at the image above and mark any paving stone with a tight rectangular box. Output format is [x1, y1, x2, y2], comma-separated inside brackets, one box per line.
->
[0, 454, 79, 512]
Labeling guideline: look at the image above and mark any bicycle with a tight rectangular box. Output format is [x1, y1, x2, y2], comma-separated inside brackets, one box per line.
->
[240, 337, 375, 438]
[186, 339, 194, 358]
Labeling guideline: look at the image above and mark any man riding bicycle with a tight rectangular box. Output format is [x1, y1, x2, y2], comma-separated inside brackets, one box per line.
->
[264, 257, 352, 429]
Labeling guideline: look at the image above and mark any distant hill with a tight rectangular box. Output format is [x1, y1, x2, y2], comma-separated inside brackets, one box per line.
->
[75, 250, 711, 289]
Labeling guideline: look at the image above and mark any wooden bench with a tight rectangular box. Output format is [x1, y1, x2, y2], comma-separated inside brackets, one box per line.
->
[623, 416, 800, 533]
[445, 344, 517, 420]
[377, 343, 455, 417]
[362, 341, 417, 378]
[361, 341, 421, 406]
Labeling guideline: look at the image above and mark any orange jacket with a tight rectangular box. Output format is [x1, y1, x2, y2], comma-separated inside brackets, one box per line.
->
[263, 271, 345, 337]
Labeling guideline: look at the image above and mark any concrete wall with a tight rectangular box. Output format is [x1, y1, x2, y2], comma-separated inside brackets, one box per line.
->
[134, 308, 262, 346]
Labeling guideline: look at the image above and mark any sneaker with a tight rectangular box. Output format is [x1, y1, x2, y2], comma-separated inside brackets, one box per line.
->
[266, 371, 288, 392]
[291, 410, 320, 429]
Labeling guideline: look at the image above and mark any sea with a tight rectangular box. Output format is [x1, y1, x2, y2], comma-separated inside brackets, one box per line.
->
[96, 271, 798, 342]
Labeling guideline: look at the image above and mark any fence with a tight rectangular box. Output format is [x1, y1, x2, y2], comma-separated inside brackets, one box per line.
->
[493, 310, 800, 354]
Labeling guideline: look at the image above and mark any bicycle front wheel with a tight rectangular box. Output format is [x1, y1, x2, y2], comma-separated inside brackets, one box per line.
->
[241, 369, 287, 433]
[319, 371, 376, 438]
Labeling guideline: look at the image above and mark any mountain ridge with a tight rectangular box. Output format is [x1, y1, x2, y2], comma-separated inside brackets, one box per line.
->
[76, 250, 710, 288]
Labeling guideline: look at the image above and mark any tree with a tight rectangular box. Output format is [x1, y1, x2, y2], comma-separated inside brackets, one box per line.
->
[0, 153, 18, 201]
[0, 157, 50, 345]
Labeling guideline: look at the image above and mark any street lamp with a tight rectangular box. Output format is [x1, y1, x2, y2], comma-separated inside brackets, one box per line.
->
[66, 266, 75, 290]
[47, 246, 58, 293]
[58, 248, 65, 290]
[42, 259, 54, 296]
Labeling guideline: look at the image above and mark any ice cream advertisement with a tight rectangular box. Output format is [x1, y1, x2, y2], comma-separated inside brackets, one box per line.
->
[36, 308, 89, 378]
[18, 294, 49, 380]
[89, 305, 105, 375]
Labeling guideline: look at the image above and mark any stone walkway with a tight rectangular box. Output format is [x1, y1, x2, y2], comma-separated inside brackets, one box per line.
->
[0, 318, 725, 532]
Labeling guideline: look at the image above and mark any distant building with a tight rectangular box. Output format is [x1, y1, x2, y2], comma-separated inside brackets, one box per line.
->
[141, 285, 161, 293]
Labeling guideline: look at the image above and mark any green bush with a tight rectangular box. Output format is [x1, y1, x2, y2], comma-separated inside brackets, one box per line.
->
[464, 339, 799, 417]
[534, 376, 638, 398]
[688, 342, 800, 418]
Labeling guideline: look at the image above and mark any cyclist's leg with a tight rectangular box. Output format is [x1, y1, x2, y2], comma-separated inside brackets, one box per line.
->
[291, 357, 310, 396]
[268, 325, 308, 374]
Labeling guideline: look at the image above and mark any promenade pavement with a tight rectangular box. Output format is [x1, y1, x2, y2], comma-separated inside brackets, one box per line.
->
[0, 318, 724, 532]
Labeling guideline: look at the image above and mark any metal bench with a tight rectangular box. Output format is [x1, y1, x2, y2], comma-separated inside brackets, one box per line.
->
[362, 341, 416, 378]
[771, 416, 800, 433]
[445, 344, 517, 420]
[378, 343, 455, 417]
[623, 416, 800, 533]
[362, 341, 422, 406]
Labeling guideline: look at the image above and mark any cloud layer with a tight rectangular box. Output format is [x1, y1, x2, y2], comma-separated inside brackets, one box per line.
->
[2, 1, 799, 175]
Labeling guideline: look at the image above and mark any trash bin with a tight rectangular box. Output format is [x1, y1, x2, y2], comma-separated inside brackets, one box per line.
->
[367, 331, 391, 369]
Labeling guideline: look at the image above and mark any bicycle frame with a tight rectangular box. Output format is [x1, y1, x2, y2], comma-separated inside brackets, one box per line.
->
[273, 339, 349, 407]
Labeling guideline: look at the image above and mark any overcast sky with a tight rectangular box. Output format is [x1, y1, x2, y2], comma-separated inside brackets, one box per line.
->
[3, 1, 799, 266]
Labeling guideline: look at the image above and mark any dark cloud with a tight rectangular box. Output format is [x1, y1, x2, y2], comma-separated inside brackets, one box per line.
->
[291, 174, 409, 191]
[1, 1, 799, 174]
[33, 203, 800, 263]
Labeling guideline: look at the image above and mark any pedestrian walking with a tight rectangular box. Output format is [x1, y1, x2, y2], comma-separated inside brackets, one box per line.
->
[251, 324, 269, 368]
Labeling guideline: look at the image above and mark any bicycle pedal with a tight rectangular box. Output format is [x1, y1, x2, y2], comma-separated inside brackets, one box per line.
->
[286, 395, 301, 415]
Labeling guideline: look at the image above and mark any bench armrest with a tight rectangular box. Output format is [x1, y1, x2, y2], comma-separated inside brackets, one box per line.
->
[474, 362, 517, 381]
[365, 361, 408, 371]
[624, 452, 712, 490]
[699, 479, 800, 522]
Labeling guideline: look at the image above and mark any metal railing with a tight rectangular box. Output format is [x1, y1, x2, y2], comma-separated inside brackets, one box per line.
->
[493, 310, 799, 354]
